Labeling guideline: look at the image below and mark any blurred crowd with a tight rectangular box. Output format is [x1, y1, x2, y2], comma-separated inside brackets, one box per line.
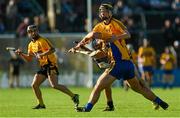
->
[0, 0, 180, 33]
[0, 0, 48, 34]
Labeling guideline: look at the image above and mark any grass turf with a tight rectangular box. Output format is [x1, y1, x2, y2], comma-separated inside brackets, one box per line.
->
[0, 87, 180, 117]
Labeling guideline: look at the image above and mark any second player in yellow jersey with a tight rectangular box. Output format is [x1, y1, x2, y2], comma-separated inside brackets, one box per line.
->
[15, 25, 79, 109]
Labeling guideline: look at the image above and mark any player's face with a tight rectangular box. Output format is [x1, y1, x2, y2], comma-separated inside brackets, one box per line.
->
[93, 39, 103, 50]
[27, 30, 38, 39]
[99, 9, 111, 20]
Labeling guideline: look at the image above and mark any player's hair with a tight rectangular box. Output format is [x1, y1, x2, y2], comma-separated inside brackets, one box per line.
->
[27, 25, 38, 32]
[99, 3, 113, 13]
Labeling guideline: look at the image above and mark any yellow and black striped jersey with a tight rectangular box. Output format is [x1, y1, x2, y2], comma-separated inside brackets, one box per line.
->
[28, 36, 57, 66]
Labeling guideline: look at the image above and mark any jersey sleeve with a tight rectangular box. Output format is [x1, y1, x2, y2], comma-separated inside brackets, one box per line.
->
[28, 43, 33, 55]
[138, 47, 143, 57]
[113, 19, 127, 34]
[117, 20, 127, 30]
[92, 23, 102, 32]
[93, 23, 111, 40]
[160, 53, 166, 62]
[151, 47, 156, 56]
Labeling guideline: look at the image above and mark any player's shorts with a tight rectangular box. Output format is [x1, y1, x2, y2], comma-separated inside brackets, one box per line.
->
[109, 60, 135, 80]
[37, 64, 59, 77]
[12, 70, 20, 76]
[163, 70, 173, 75]
[142, 66, 154, 73]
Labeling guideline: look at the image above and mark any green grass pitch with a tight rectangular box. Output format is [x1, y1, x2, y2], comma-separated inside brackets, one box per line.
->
[0, 87, 180, 117]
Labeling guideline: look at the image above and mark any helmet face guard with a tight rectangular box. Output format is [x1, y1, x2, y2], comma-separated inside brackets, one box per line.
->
[92, 39, 103, 50]
[27, 25, 39, 40]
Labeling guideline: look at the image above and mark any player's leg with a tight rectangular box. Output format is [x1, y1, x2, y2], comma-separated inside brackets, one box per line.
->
[48, 74, 74, 97]
[127, 77, 156, 100]
[103, 86, 115, 111]
[127, 77, 169, 110]
[88, 72, 115, 104]
[163, 73, 169, 89]
[123, 80, 129, 91]
[144, 72, 148, 86]
[141, 71, 147, 85]
[146, 70, 154, 88]
[15, 75, 20, 88]
[162, 73, 166, 89]
[48, 74, 79, 107]
[9, 73, 14, 88]
[167, 73, 174, 89]
[77, 71, 116, 112]
[141, 66, 151, 87]
[31, 74, 46, 109]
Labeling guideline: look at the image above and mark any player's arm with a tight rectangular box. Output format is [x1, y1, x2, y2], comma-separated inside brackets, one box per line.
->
[39, 47, 55, 57]
[107, 30, 131, 42]
[15, 49, 33, 62]
[116, 21, 131, 40]
[107, 20, 131, 42]
[69, 31, 102, 53]
[73, 41, 93, 52]
[138, 47, 143, 58]
[37, 38, 55, 58]
[160, 54, 166, 65]
[76, 31, 102, 49]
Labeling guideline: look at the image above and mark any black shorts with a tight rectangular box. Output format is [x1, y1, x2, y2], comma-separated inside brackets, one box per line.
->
[37, 64, 59, 77]
[12, 70, 20, 76]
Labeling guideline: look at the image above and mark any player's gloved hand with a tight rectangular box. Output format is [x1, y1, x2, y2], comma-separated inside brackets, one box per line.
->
[68, 48, 77, 53]
[74, 41, 86, 49]
[34, 53, 42, 59]
[36, 53, 41, 59]
[15, 49, 22, 55]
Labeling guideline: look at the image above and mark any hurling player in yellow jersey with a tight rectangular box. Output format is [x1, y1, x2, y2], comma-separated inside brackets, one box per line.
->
[15, 25, 79, 109]
[70, 3, 168, 112]
[91, 39, 115, 111]
[138, 38, 156, 87]
[160, 47, 176, 89]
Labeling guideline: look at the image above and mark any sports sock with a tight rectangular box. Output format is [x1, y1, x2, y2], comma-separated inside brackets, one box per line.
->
[153, 97, 163, 105]
[107, 101, 114, 108]
[38, 100, 44, 106]
[84, 103, 93, 111]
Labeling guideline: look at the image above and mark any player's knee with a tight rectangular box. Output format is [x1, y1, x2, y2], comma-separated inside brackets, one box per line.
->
[31, 83, 38, 89]
[50, 84, 57, 89]
[34, 74, 39, 78]
[94, 83, 104, 91]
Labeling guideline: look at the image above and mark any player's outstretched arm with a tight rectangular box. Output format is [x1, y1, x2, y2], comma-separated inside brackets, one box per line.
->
[75, 31, 102, 49]
[38, 47, 55, 58]
[68, 32, 101, 53]
[15, 49, 33, 62]
[107, 30, 131, 42]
